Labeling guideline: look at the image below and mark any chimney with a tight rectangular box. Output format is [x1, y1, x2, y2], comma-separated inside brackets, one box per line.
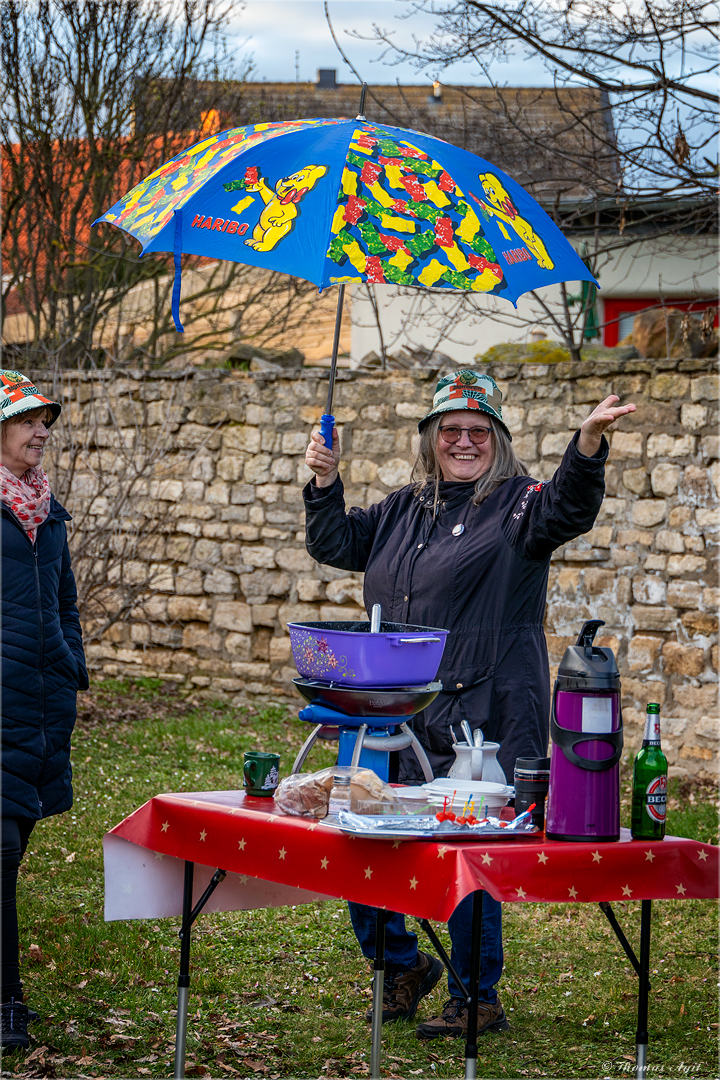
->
[427, 81, 443, 105]
[317, 69, 338, 90]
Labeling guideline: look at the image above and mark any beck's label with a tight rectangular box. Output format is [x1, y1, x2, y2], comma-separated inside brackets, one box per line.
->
[644, 775, 667, 823]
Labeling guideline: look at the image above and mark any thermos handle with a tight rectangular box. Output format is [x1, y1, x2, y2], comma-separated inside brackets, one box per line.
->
[550, 681, 623, 772]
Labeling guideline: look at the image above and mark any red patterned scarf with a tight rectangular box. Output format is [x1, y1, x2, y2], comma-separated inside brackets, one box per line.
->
[0, 464, 51, 544]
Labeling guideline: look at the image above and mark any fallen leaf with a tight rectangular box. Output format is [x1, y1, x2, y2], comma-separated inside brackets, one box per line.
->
[25, 1046, 49, 1063]
[73, 979, 89, 989]
[28, 944, 45, 963]
[65, 851, 77, 863]
[680, 1004, 685, 1015]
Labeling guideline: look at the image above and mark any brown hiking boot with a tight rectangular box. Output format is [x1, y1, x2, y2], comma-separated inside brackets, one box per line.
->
[416, 995, 510, 1039]
[364, 950, 444, 1024]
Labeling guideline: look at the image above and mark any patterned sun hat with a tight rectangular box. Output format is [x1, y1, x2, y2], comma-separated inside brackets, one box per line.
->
[0, 370, 61, 426]
[418, 369, 510, 440]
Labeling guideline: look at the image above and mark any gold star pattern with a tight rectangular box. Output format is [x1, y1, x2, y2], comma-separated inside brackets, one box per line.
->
[199, 829, 207, 842]
[645, 850, 655, 862]
[622, 885, 633, 897]
[516, 886, 527, 899]
[279, 847, 287, 860]
[409, 877, 418, 890]
[154, 852, 164, 861]
[697, 850, 708, 862]
[537, 852, 548, 865]
[568, 885, 578, 899]
[320, 857, 329, 870]
[591, 851, 602, 863]
[238, 838, 246, 851]
[481, 852, 493, 865]
[161, 821, 169, 833]
[436, 846, 448, 859]
[392, 840, 402, 849]
[364, 866, 373, 880]
[307, 821, 319, 831]
[239, 874, 248, 884]
[676, 883, 686, 896]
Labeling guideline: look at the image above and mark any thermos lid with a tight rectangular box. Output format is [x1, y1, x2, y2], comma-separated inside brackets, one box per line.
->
[515, 757, 550, 772]
[557, 619, 620, 690]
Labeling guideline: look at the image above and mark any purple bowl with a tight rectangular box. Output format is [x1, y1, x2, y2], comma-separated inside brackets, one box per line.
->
[287, 620, 448, 688]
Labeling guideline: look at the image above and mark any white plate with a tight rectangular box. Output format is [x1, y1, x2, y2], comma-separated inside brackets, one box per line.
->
[423, 779, 513, 800]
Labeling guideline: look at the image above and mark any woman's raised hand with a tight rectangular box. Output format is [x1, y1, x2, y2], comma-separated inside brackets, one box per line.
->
[577, 395, 636, 458]
[305, 427, 341, 488]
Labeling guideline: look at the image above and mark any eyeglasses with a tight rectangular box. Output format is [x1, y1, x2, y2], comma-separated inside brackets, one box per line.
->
[438, 424, 493, 445]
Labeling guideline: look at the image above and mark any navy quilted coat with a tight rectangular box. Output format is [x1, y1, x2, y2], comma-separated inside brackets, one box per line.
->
[304, 433, 607, 784]
[2, 495, 88, 820]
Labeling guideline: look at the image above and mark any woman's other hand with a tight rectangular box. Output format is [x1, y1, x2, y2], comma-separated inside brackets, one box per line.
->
[305, 427, 340, 488]
[578, 395, 637, 458]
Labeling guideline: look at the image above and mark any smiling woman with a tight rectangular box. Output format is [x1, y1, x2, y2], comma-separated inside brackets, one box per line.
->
[0, 370, 88, 1053]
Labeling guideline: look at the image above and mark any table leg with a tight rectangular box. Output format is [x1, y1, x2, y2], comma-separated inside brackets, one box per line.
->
[464, 890, 483, 1080]
[174, 861, 194, 1080]
[635, 900, 652, 1080]
[370, 910, 390, 1080]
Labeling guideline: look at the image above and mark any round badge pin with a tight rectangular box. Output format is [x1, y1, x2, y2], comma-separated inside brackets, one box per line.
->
[452, 524, 465, 536]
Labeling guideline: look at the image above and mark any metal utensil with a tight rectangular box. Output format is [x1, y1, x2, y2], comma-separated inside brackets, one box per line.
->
[370, 604, 382, 633]
[460, 719, 474, 746]
[473, 728, 484, 747]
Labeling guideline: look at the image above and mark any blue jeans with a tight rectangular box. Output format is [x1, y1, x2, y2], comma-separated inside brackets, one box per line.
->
[348, 892, 503, 1003]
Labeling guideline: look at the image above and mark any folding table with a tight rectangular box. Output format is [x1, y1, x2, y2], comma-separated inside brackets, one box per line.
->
[104, 790, 718, 1080]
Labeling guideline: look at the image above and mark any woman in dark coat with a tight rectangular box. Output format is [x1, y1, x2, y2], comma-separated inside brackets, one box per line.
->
[0, 370, 88, 1051]
[303, 369, 635, 1040]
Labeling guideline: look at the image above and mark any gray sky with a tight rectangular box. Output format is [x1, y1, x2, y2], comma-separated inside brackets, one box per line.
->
[228, 1, 548, 87]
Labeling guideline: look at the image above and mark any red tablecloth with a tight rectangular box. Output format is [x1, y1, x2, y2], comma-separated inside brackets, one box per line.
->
[107, 790, 718, 922]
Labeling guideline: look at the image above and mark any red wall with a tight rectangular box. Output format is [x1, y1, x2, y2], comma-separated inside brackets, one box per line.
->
[603, 297, 718, 346]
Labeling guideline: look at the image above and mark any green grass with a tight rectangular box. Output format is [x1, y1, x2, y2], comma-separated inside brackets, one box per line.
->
[8, 679, 718, 1079]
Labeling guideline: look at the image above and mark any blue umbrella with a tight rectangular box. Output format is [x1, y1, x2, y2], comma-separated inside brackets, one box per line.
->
[95, 92, 597, 445]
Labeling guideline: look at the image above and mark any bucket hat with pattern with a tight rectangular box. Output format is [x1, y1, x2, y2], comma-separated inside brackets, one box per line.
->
[418, 369, 511, 440]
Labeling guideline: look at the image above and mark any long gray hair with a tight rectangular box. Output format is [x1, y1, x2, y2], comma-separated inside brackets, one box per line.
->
[412, 414, 528, 510]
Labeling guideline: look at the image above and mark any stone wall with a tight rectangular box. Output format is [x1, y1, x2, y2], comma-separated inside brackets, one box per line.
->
[42, 358, 718, 779]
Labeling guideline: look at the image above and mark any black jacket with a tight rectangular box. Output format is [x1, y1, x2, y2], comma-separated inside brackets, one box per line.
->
[2, 495, 88, 819]
[304, 432, 607, 783]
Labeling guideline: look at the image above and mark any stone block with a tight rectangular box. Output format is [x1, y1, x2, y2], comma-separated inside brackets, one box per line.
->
[627, 635, 663, 671]
[223, 425, 261, 454]
[203, 523, 230, 540]
[206, 481, 230, 505]
[215, 454, 244, 483]
[583, 525, 613, 547]
[690, 374, 719, 402]
[597, 497, 627, 520]
[632, 500, 666, 527]
[361, 405, 390, 422]
[240, 545, 276, 569]
[650, 464, 680, 496]
[240, 569, 290, 600]
[630, 605, 677, 631]
[326, 578, 365, 606]
[167, 595, 212, 622]
[244, 456, 271, 484]
[584, 568, 616, 594]
[649, 373, 690, 399]
[617, 529, 653, 547]
[654, 530, 685, 554]
[700, 435, 719, 461]
[213, 601, 252, 634]
[661, 641, 705, 676]
[269, 636, 292, 662]
[350, 458, 378, 484]
[297, 577, 325, 601]
[512, 433, 538, 461]
[203, 568, 237, 594]
[319, 604, 365, 622]
[184, 481, 206, 502]
[703, 586, 720, 608]
[281, 431, 309, 455]
[563, 548, 611, 563]
[668, 506, 692, 527]
[621, 678, 666, 707]
[554, 567, 581, 593]
[231, 483, 256, 504]
[270, 457, 295, 483]
[684, 536, 705, 553]
[192, 538, 221, 566]
[278, 602, 320, 625]
[622, 468, 649, 496]
[666, 580, 703, 609]
[275, 547, 315, 572]
[610, 549, 640, 567]
[182, 623, 222, 651]
[255, 484, 281, 504]
[696, 508, 719, 530]
[711, 461, 720, 497]
[681, 610, 718, 635]
[396, 402, 427, 420]
[573, 377, 607, 403]
[377, 458, 412, 488]
[352, 428, 397, 455]
[611, 432, 643, 458]
[230, 524, 260, 541]
[251, 604, 279, 626]
[541, 432, 574, 457]
[681, 402, 707, 431]
[526, 404, 564, 427]
[644, 554, 667, 571]
[646, 434, 696, 458]
[149, 479, 184, 502]
[166, 535, 194, 562]
[175, 567, 204, 595]
[666, 554, 706, 577]
[632, 576, 667, 605]
[695, 716, 719, 741]
[673, 683, 717, 711]
[246, 404, 273, 426]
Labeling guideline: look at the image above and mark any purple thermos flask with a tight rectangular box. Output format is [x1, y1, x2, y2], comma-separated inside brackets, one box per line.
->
[545, 620, 623, 842]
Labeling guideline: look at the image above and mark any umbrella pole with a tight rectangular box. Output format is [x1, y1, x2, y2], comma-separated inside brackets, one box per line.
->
[319, 283, 346, 448]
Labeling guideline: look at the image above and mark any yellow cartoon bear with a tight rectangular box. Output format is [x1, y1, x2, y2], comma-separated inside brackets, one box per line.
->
[243, 165, 328, 252]
[477, 173, 554, 270]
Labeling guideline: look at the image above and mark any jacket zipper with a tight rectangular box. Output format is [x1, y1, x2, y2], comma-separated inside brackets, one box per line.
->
[32, 543, 47, 766]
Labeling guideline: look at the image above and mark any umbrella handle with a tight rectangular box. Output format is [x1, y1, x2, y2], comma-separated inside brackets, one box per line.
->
[319, 414, 335, 448]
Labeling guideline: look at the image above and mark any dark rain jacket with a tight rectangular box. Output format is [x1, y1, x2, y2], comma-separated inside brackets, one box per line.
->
[2, 495, 88, 820]
[304, 432, 608, 784]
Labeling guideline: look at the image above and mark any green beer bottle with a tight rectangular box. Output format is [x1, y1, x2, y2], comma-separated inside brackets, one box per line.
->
[631, 703, 668, 840]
